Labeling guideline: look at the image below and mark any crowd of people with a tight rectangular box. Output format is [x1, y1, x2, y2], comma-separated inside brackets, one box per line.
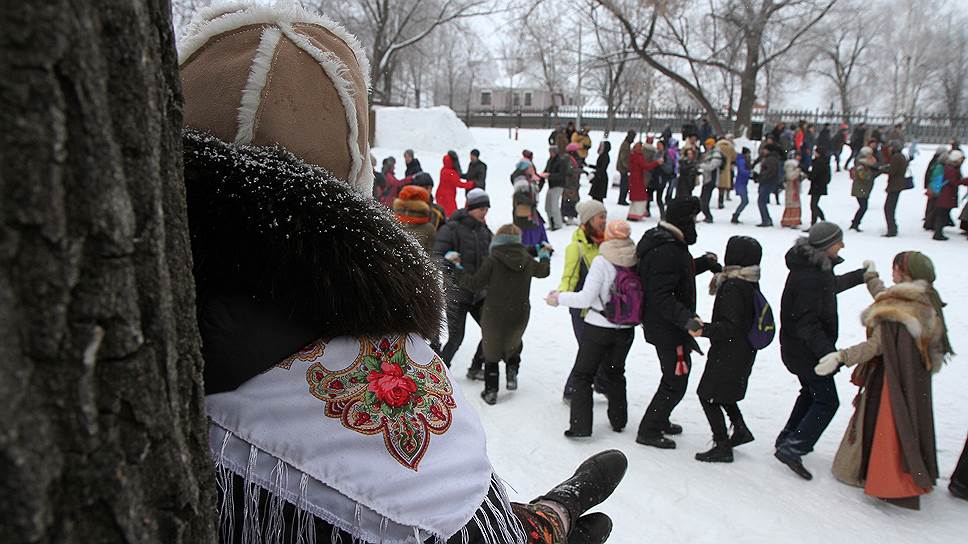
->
[372, 120, 967, 513]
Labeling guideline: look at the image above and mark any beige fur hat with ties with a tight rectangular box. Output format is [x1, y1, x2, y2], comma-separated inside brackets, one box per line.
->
[178, 0, 374, 194]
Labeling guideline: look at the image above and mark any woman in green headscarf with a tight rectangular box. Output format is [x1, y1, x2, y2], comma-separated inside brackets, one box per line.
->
[815, 251, 951, 510]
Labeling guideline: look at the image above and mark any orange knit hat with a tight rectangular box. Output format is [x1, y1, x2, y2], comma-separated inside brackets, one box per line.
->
[603, 219, 632, 241]
[393, 185, 431, 224]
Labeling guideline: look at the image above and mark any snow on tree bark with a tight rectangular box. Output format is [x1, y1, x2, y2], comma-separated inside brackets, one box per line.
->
[0, 1, 216, 542]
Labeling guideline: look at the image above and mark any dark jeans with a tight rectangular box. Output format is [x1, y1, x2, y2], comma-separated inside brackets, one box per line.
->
[775, 373, 840, 461]
[618, 171, 629, 204]
[833, 149, 842, 171]
[953, 434, 968, 487]
[700, 399, 743, 442]
[851, 197, 869, 228]
[441, 295, 486, 370]
[758, 183, 775, 225]
[884, 191, 900, 234]
[637, 344, 691, 438]
[568, 324, 634, 434]
[650, 181, 668, 219]
[699, 182, 715, 221]
[844, 146, 859, 169]
[810, 194, 825, 225]
[733, 192, 749, 219]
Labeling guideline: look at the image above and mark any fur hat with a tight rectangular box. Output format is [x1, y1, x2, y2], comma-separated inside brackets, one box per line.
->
[577, 199, 607, 225]
[465, 188, 490, 210]
[178, 0, 373, 194]
[393, 186, 430, 224]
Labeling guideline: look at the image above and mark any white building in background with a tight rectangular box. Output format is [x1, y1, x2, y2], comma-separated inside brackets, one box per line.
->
[471, 86, 577, 111]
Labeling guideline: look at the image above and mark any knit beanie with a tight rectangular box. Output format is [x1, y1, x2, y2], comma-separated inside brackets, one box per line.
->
[603, 219, 631, 241]
[465, 188, 490, 210]
[807, 221, 843, 250]
[577, 199, 607, 225]
[665, 197, 701, 229]
[178, 1, 373, 194]
[393, 186, 430, 224]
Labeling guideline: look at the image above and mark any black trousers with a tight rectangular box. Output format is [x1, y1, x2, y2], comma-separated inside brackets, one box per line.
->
[699, 182, 715, 221]
[884, 191, 900, 234]
[700, 399, 743, 442]
[483, 343, 523, 391]
[775, 373, 839, 460]
[935, 208, 954, 238]
[441, 296, 486, 370]
[618, 171, 629, 204]
[810, 194, 825, 225]
[568, 324, 634, 434]
[637, 344, 691, 438]
[851, 197, 869, 228]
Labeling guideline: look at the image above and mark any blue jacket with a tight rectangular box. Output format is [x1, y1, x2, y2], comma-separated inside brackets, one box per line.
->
[735, 155, 751, 196]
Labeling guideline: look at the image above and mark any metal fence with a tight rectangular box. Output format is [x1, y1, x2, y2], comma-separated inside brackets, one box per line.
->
[459, 107, 968, 144]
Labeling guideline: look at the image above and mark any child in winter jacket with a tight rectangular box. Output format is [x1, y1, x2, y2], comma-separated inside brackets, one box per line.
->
[447, 224, 552, 405]
[694, 236, 763, 463]
[730, 148, 752, 224]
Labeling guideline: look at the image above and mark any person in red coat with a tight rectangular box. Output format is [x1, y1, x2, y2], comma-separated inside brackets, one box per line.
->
[933, 150, 968, 240]
[627, 142, 662, 221]
[436, 150, 475, 218]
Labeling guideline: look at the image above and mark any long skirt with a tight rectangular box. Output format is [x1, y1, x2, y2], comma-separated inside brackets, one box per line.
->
[781, 179, 801, 227]
[561, 188, 579, 219]
[628, 200, 648, 221]
[521, 215, 549, 247]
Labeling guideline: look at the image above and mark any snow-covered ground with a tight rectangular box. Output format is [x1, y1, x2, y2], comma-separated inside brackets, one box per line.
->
[373, 117, 968, 543]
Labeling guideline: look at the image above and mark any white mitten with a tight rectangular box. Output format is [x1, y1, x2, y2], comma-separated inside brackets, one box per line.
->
[815, 351, 843, 376]
[444, 251, 461, 264]
[863, 260, 876, 274]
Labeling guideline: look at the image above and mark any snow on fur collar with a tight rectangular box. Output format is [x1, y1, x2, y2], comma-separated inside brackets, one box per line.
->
[183, 129, 444, 341]
[862, 280, 945, 372]
[787, 237, 841, 272]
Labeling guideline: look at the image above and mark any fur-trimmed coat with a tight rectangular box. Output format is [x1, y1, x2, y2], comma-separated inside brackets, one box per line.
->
[183, 130, 444, 394]
[840, 278, 945, 373]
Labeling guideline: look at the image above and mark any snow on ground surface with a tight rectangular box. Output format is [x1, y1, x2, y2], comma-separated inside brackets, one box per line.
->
[372, 118, 968, 544]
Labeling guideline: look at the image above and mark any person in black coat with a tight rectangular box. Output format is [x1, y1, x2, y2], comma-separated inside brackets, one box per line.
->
[433, 194, 493, 376]
[694, 236, 762, 463]
[845, 123, 867, 168]
[466, 148, 488, 190]
[588, 141, 612, 201]
[774, 222, 866, 480]
[403, 148, 422, 176]
[807, 147, 831, 225]
[634, 197, 722, 449]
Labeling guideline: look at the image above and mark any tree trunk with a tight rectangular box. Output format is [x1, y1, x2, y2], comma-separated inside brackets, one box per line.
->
[734, 37, 762, 139]
[0, 1, 216, 542]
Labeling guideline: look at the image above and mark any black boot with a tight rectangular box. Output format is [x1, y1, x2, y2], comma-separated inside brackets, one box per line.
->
[533, 450, 628, 524]
[663, 422, 683, 435]
[695, 441, 734, 463]
[506, 367, 518, 390]
[774, 450, 813, 480]
[568, 513, 613, 544]
[950, 480, 968, 501]
[480, 389, 497, 405]
[635, 434, 676, 449]
[729, 421, 755, 447]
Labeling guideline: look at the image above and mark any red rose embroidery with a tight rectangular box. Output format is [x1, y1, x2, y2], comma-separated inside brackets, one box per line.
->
[367, 362, 417, 408]
[352, 411, 372, 426]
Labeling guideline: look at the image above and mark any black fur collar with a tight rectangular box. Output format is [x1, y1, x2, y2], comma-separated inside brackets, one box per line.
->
[182, 130, 444, 340]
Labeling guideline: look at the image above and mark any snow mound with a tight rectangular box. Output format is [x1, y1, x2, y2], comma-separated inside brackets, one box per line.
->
[374, 106, 475, 151]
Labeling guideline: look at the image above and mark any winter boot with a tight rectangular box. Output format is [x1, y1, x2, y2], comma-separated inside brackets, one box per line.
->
[635, 434, 676, 449]
[695, 441, 734, 463]
[568, 513, 613, 544]
[950, 480, 968, 501]
[774, 450, 813, 480]
[506, 367, 518, 391]
[663, 422, 683, 435]
[730, 214, 740, 224]
[729, 422, 755, 447]
[480, 389, 497, 405]
[533, 450, 628, 525]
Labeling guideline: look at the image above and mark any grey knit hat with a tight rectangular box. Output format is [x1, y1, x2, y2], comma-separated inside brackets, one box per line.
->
[466, 188, 490, 210]
[808, 221, 843, 250]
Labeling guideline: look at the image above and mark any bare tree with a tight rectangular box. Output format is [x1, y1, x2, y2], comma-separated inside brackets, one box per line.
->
[802, 0, 875, 118]
[326, 0, 496, 103]
[937, 16, 968, 119]
[596, 0, 837, 136]
[517, 2, 576, 103]
[587, 10, 634, 131]
[1, 1, 215, 541]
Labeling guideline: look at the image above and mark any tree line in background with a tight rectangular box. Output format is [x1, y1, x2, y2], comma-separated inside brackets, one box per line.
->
[170, 0, 968, 134]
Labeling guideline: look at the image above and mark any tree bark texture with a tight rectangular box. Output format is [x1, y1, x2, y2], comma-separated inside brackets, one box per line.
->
[0, 1, 216, 542]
